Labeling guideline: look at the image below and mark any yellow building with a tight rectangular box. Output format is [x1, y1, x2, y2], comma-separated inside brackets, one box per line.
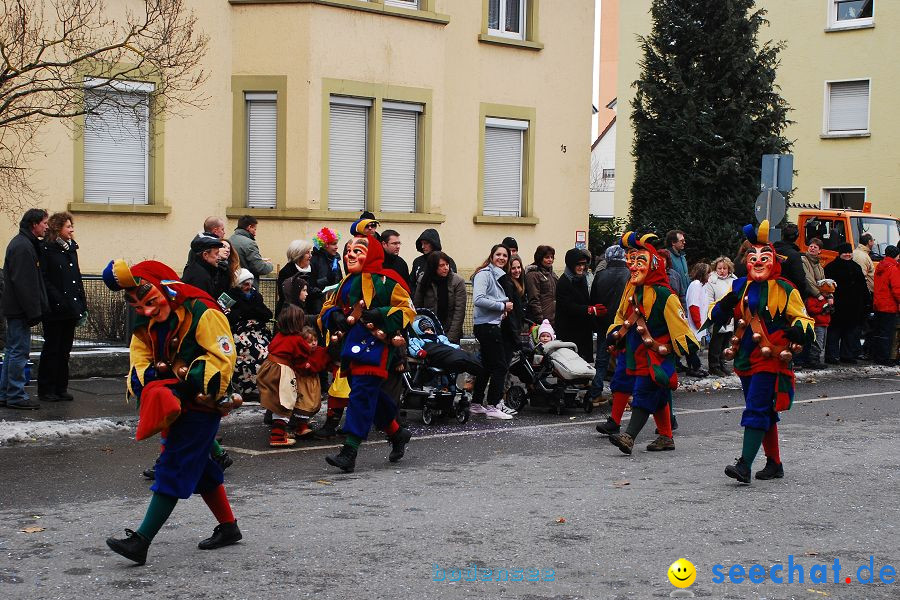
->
[615, 0, 896, 220]
[5, 0, 594, 274]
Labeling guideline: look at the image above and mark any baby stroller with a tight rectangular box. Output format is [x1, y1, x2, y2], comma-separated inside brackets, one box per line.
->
[505, 327, 596, 415]
[399, 309, 479, 425]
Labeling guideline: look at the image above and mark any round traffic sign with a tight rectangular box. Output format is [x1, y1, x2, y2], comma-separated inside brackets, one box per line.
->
[755, 189, 786, 224]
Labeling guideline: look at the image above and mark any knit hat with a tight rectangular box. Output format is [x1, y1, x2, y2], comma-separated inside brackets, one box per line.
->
[604, 245, 625, 262]
[502, 236, 519, 250]
[835, 242, 853, 254]
[411, 315, 436, 336]
[236, 268, 254, 286]
[537, 319, 555, 340]
[350, 218, 378, 237]
[359, 211, 377, 221]
[886, 245, 899, 259]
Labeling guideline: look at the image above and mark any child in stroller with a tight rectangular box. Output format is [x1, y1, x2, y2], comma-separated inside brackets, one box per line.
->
[401, 310, 484, 425]
[504, 320, 597, 415]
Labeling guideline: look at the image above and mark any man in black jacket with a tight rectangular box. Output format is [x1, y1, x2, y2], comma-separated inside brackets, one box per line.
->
[182, 237, 226, 299]
[1, 208, 50, 409]
[587, 245, 630, 404]
[381, 229, 410, 283]
[773, 223, 807, 298]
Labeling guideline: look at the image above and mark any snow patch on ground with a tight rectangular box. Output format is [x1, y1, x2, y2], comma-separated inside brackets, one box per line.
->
[0, 417, 133, 446]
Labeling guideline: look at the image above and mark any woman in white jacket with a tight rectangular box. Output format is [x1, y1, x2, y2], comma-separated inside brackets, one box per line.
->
[704, 256, 737, 376]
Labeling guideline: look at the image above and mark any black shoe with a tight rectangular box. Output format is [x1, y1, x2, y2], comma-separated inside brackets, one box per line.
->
[39, 393, 63, 402]
[839, 358, 858, 364]
[708, 367, 727, 377]
[824, 358, 840, 365]
[212, 450, 233, 472]
[388, 428, 412, 463]
[806, 362, 826, 370]
[326, 444, 358, 473]
[725, 457, 751, 484]
[142, 456, 160, 480]
[595, 417, 620, 435]
[755, 458, 784, 480]
[56, 391, 75, 401]
[106, 529, 150, 565]
[263, 409, 273, 425]
[685, 368, 708, 378]
[198, 520, 242, 550]
[7, 399, 40, 410]
[0, 398, 5, 407]
[312, 418, 340, 439]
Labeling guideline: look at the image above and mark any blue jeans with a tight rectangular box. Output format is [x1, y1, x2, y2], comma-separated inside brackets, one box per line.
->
[588, 336, 611, 398]
[1, 317, 32, 403]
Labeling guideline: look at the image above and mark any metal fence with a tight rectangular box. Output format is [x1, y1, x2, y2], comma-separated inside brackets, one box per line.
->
[1, 276, 480, 348]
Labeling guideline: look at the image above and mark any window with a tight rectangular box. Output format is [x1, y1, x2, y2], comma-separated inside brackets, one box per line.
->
[825, 80, 870, 134]
[829, 0, 873, 28]
[602, 168, 615, 179]
[385, 0, 419, 8]
[822, 187, 866, 210]
[804, 217, 847, 251]
[328, 96, 371, 212]
[245, 93, 277, 208]
[483, 117, 528, 217]
[488, 0, 526, 39]
[381, 102, 422, 213]
[852, 215, 900, 257]
[83, 79, 153, 205]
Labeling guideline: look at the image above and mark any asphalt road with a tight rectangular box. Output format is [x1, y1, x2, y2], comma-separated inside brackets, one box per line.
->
[1, 372, 899, 599]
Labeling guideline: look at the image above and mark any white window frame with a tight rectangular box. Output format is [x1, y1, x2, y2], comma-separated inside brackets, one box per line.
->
[385, 0, 419, 9]
[821, 186, 867, 209]
[488, 0, 527, 40]
[328, 95, 373, 212]
[823, 78, 871, 135]
[827, 0, 874, 30]
[380, 101, 423, 213]
[483, 117, 528, 217]
[245, 92, 278, 209]
[82, 79, 154, 205]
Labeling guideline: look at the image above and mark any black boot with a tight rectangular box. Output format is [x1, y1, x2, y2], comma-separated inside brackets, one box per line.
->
[141, 456, 161, 480]
[313, 415, 341, 439]
[106, 529, 150, 565]
[198, 520, 242, 550]
[326, 444, 358, 473]
[725, 457, 752, 484]
[212, 450, 233, 471]
[388, 427, 412, 463]
[595, 417, 620, 435]
[755, 458, 784, 480]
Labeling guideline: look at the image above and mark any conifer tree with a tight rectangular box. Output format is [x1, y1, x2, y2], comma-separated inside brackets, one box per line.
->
[629, 0, 791, 261]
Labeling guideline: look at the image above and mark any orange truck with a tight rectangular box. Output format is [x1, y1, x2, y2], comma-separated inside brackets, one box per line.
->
[797, 204, 900, 267]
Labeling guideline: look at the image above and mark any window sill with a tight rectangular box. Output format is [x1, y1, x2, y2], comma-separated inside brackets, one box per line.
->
[478, 34, 544, 51]
[825, 22, 874, 33]
[68, 202, 171, 215]
[820, 132, 871, 139]
[473, 215, 539, 225]
[229, 0, 450, 25]
[226, 207, 445, 223]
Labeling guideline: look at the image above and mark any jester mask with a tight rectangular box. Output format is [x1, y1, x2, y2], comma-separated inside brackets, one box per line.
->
[626, 249, 654, 285]
[742, 220, 782, 283]
[620, 232, 669, 288]
[346, 238, 369, 275]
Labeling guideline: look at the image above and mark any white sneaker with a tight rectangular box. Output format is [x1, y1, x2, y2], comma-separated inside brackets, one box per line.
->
[469, 403, 488, 415]
[496, 400, 518, 415]
[486, 405, 513, 420]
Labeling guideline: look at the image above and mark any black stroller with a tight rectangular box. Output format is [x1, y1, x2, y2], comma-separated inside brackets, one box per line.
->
[399, 309, 480, 425]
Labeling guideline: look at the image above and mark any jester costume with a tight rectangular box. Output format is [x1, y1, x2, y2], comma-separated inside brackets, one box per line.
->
[604, 233, 699, 454]
[102, 260, 242, 565]
[319, 222, 416, 472]
[708, 221, 814, 484]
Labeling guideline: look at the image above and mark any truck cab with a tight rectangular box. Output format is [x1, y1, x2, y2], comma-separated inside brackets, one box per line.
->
[797, 205, 900, 267]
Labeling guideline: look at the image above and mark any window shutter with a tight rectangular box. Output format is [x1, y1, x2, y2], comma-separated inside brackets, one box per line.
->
[328, 102, 368, 212]
[83, 90, 149, 205]
[246, 95, 277, 208]
[385, 0, 418, 8]
[483, 125, 524, 217]
[380, 107, 419, 213]
[829, 80, 869, 132]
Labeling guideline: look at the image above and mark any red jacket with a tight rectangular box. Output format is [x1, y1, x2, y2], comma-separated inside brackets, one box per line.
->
[267, 333, 331, 375]
[805, 296, 831, 327]
[874, 256, 900, 313]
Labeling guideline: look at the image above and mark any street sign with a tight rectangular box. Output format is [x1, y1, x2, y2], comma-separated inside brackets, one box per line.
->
[760, 154, 793, 194]
[755, 189, 786, 225]
[575, 230, 586, 250]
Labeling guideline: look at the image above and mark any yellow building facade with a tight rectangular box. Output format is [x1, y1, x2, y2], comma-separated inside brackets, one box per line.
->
[5, 0, 594, 274]
[615, 0, 897, 220]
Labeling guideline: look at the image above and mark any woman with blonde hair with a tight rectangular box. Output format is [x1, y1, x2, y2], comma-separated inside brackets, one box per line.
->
[704, 256, 737, 376]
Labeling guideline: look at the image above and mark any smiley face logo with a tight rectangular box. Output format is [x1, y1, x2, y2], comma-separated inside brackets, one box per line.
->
[668, 558, 696, 588]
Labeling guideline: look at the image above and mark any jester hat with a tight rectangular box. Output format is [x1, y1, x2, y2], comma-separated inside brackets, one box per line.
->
[102, 259, 219, 310]
[350, 218, 378, 237]
[619, 231, 670, 288]
[355, 234, 410, 293]
[741, 219, 783, 278]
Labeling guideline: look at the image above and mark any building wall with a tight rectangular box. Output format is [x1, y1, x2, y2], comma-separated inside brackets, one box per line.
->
[597, 0, 618, 133]
[5, 0, 594, 275]
[615, 0, 899, 221]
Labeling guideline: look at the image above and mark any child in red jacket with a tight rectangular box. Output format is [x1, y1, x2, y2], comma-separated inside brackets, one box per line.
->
[257, 305, 331, 446]
[804, 279, 835, 368]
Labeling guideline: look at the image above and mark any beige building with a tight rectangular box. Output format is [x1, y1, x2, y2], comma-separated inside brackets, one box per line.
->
[615, 0, 897, 220]
[5, 0, 594, 274]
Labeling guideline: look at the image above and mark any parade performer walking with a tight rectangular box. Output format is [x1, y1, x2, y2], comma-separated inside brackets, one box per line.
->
[320, 220, 416, 473]
[707, 221, 814, 484]
[605, 233, 699, 454]
[102, 260, 241, 565]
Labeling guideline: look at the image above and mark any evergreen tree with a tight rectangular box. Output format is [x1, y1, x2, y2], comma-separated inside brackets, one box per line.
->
[629, 0, 791, 262]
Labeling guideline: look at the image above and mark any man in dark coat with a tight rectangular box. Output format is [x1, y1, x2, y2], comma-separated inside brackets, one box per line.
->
[555, 248, 605, 361]
[1, 208, 50, 409]
[587, 245, 630, 401]
[380, 229, 411, 284]
[409, 228, 456, 296]
[824, 243, 868, 363]
[773, 223, 807, 299]
[182, 237, 226, 299]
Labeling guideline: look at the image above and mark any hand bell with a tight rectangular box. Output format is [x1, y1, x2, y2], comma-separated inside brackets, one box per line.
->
[779, 350, 793, 362]
[760, 346, 772, 358]
[723, 348, 735, 360]
[657, 345, 670, 356]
